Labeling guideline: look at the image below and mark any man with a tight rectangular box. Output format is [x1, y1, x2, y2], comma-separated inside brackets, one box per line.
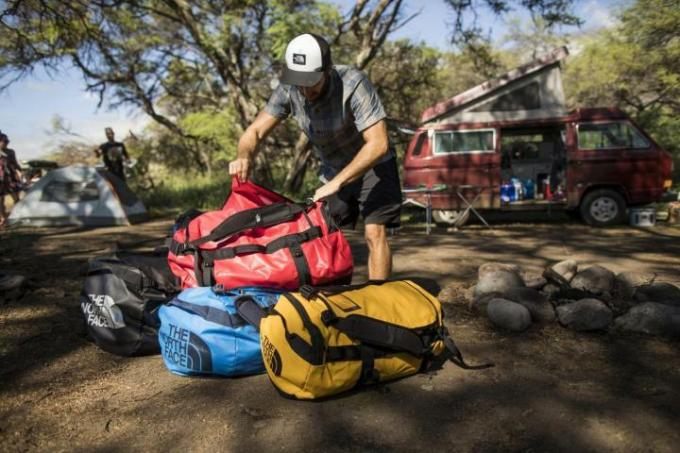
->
[0, 133, 23, 226]
[95, 127, 129, 181]
[229, 33, 401, 280]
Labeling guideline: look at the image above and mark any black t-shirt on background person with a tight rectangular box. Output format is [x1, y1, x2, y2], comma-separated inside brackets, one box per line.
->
[98, 141, 129, 180]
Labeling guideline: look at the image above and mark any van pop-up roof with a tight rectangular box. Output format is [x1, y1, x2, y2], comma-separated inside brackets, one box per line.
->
[421, 47, 569, 126]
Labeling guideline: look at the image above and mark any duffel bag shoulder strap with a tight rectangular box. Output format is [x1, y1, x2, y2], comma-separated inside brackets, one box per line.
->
[234, 296, 268, 331]
[322, 310, 428, 357]
[168, 298, 246, 328]
[90, 260, 149, 293]
[189, 203, 306, 247]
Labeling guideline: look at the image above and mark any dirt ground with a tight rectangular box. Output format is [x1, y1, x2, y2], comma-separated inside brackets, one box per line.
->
[1, 218, 679, 452]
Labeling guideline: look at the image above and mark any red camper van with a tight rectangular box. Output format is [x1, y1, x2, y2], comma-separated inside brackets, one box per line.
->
[402, 49, 673, 227]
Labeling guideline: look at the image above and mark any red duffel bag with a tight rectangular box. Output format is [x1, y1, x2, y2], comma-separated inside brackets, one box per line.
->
[168, 179, 353, 289]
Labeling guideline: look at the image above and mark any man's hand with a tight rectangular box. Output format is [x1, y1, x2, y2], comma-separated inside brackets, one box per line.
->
[312, 180, 341, 202]
[229, 157, 250, 182]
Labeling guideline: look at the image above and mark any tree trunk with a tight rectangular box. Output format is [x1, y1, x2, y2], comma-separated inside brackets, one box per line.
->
[284, 134, 314, 193]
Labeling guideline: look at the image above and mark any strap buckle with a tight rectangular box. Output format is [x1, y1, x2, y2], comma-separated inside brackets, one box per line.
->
[300, 284, 317, 299]
[320, 309, 337, 327]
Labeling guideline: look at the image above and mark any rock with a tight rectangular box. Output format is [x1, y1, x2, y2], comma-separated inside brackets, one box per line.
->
[437, 285, 466, 305]
[615, 271, 656, 301]
[470, 292, 502, 314]
[474, 269, 525, 299]
[556, 298, 613, 331]
[634, 282, 680, 307]
[487, 298, 532, 332]
[570, 265, 615, 295]
[614, 303, 680, 338]
[503, 287, 555, 323]
[542, 283, 561, 298]
[523, 273, 548, 290]
[0, 273, 26, 292]
[478, 262, 521, 279]
[551, 259, 578, 283]
[437, 286, 457, 304]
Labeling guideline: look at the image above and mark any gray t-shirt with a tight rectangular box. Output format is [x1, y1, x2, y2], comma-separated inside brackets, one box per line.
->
[265, 65, 391, 180]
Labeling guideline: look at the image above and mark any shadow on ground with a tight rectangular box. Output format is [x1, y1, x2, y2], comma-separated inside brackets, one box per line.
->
[1, 218, 679, 452]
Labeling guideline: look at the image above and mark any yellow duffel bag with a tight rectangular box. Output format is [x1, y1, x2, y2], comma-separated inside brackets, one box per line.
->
[241, 280, 492, 400]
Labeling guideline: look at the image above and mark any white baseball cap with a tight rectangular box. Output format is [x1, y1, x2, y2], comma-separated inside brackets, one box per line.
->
[281, 33, 332, 87]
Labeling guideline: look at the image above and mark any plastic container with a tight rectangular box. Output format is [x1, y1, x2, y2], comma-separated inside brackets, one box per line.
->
[629, 208, 656, 227]
[522, 179, 535, 200]
[500, 183, 514, 202]
[511, 178, 523, 201]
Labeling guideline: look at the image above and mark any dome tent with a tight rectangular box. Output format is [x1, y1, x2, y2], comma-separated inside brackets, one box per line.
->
[8, 165, 147, 227]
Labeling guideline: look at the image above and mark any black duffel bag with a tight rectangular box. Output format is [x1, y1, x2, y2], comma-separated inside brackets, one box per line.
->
[80, 248, 179, 356]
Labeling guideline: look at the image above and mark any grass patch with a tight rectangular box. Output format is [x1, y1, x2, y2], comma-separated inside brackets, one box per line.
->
[135, 174, 230, 218]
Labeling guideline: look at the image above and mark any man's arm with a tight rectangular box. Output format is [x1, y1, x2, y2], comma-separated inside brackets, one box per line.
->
[229, 111, 282, 181]
[122, 143, 130, 160]
[312, 119, 389, 201]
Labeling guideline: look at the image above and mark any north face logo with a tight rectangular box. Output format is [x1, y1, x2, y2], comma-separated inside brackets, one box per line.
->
[81, 294, 125, 329]
[292, 53, 306, 65]
[162, 324, 213, 372]
[262, 335, 282, 376]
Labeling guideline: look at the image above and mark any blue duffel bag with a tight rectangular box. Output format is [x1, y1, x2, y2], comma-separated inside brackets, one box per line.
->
[158, 286, 279, 377]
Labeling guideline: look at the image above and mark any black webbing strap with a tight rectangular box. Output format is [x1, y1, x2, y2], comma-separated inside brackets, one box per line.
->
[189, 203, 305, 247]
[282, 293, 325, 364]
[168, 299, 246, 328]
[325, 345, 391, 362]
[359, 346, 380, 384]
[91, 262, 152, 293]
[443, 336, 494, 370]
[326, 314, 427, 357]
[289, 242, 311, 286]
[202, 226, 322, 260]
[192, 227, 319, 288]
[300, 280, 391, 299]
[234, 296, 268, 331]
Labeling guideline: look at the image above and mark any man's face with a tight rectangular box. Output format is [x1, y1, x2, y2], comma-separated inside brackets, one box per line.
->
[299, 71, 328, 102]
[106, 130, 114, 141]
[0, 139, 7, 150]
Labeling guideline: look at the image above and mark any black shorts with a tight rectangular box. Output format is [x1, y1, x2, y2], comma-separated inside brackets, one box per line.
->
[326, 158, 402, 229]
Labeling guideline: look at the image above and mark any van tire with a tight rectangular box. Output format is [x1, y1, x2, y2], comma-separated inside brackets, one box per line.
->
[432, 209, 470, 227]
[579, 189, 627, 227]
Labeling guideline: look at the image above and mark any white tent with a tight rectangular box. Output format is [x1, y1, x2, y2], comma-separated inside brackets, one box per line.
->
[8, 165, 147, 227]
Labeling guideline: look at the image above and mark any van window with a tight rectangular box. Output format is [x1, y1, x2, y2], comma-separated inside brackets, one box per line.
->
[434, 129, 495, 155]
[578, 122, 650, 150]
[411, 133, 427, 157]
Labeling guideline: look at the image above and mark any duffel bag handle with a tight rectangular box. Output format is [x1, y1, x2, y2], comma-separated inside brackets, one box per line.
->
[234, 296, 268, 331]
[189, 202, 307, 247]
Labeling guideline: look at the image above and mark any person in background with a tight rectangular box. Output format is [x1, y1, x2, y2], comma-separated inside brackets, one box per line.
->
[229, 33, 401, 280]
[0, 133, 23, 227]
[95, 127, 129, 181]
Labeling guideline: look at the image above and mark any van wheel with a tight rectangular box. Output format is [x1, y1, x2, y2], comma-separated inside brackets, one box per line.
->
[432, 209, 470, 227]
[580, 189, 626, 227]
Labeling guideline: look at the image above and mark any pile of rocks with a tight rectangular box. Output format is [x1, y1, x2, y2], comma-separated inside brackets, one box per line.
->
[460, 261, 680, 337]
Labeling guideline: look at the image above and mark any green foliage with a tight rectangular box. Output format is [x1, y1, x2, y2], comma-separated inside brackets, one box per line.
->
[133, 171, 231, 217]
[564, 0, 680, 178]
[180, 107, 241, 164]
[267, 1, 341, 59]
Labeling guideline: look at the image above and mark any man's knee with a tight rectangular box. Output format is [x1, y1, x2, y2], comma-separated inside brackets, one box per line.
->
[364, 224, 387, 249]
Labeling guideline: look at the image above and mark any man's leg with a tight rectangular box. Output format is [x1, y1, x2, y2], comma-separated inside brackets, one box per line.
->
[359, 158, 402, 280]
[365, 223, 391, 280]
